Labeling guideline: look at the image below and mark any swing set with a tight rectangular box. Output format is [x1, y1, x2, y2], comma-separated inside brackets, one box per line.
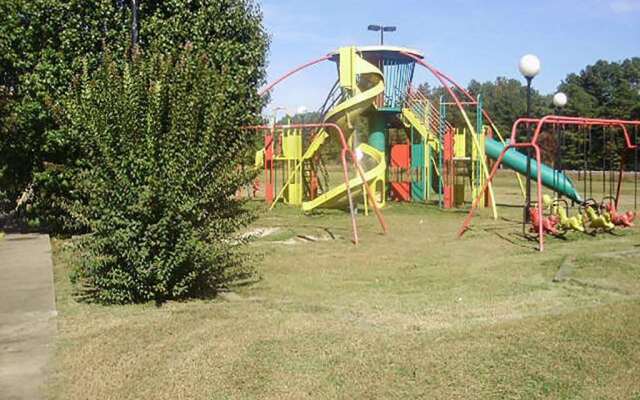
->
[459, 115, 640, 251]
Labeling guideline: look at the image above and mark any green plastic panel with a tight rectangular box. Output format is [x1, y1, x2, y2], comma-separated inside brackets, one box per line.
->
[411, 144, 426, 201]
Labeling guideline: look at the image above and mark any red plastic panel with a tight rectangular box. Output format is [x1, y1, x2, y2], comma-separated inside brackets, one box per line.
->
[390, 144, 411, 202]
[443, 130, 455, 209]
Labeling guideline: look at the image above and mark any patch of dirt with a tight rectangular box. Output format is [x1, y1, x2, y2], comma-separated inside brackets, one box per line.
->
[278, 230, 340, 245]
[241, 227, 281, 240]
[245, 226, 340, 245]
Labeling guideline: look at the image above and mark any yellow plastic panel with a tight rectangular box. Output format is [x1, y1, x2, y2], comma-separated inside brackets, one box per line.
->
[339, 47, 356, 91]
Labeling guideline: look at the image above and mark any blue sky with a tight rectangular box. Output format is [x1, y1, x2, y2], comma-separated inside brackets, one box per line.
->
[260, 0, 640, 114]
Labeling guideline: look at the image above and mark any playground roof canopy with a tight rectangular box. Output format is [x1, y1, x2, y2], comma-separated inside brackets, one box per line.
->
[328, 46, 424, 62]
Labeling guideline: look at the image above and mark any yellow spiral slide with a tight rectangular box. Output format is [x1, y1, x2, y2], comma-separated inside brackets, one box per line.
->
[301, 46, 387, 212]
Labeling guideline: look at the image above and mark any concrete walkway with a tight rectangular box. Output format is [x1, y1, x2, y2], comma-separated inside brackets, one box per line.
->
[0, 234, 57, 400]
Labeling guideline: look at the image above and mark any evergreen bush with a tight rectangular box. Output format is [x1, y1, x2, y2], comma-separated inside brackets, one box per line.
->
[66, 46, 264, 304]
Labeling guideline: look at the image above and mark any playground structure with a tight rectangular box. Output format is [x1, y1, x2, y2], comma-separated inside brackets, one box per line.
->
[253, 45, 639, 250]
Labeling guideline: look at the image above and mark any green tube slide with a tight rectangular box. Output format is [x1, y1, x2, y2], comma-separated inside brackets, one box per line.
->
[484, 137, 583, 203]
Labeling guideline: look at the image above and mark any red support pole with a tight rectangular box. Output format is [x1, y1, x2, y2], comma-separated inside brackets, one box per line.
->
[443, 129, 455, 209]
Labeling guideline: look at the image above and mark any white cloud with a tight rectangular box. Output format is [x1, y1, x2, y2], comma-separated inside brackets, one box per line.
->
[609, 0, 640, 13]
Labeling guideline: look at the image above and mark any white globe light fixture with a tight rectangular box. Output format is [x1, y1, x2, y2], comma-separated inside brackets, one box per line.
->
[553, 92, 568, 108]
[519, 54, 541, 79]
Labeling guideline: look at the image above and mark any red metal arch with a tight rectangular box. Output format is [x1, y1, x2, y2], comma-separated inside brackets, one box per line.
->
[259, 55, 331, 97]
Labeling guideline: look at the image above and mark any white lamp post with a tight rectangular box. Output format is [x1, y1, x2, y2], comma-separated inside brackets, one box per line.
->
[552, 92, 568, 193]
[519, 54, 541, 224]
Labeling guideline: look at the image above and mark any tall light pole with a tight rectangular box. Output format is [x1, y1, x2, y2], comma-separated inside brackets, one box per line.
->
[519, 54, 541, 224]
[553, 92, 568, 197]
[367, 25, 397, 45]
[131, 0, 139, 48]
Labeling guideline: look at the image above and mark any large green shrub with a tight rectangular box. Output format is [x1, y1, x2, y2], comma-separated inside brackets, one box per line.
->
[66, 45, 264, 304]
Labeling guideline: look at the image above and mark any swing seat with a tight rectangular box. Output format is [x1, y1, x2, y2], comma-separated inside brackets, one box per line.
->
[624, 211, 637, 224]
[585, 207, 615, 231]
[603, 203, 636, 228]
[530, 207, 560, 235]
[553, 207, 585, 232]
[614, 212, 635, 227]
[560, 209, 585, 232]
[543, 195, 585, 232]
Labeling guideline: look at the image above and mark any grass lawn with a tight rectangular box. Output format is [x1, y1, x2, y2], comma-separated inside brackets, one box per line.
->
[48, 172, 640, 399]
